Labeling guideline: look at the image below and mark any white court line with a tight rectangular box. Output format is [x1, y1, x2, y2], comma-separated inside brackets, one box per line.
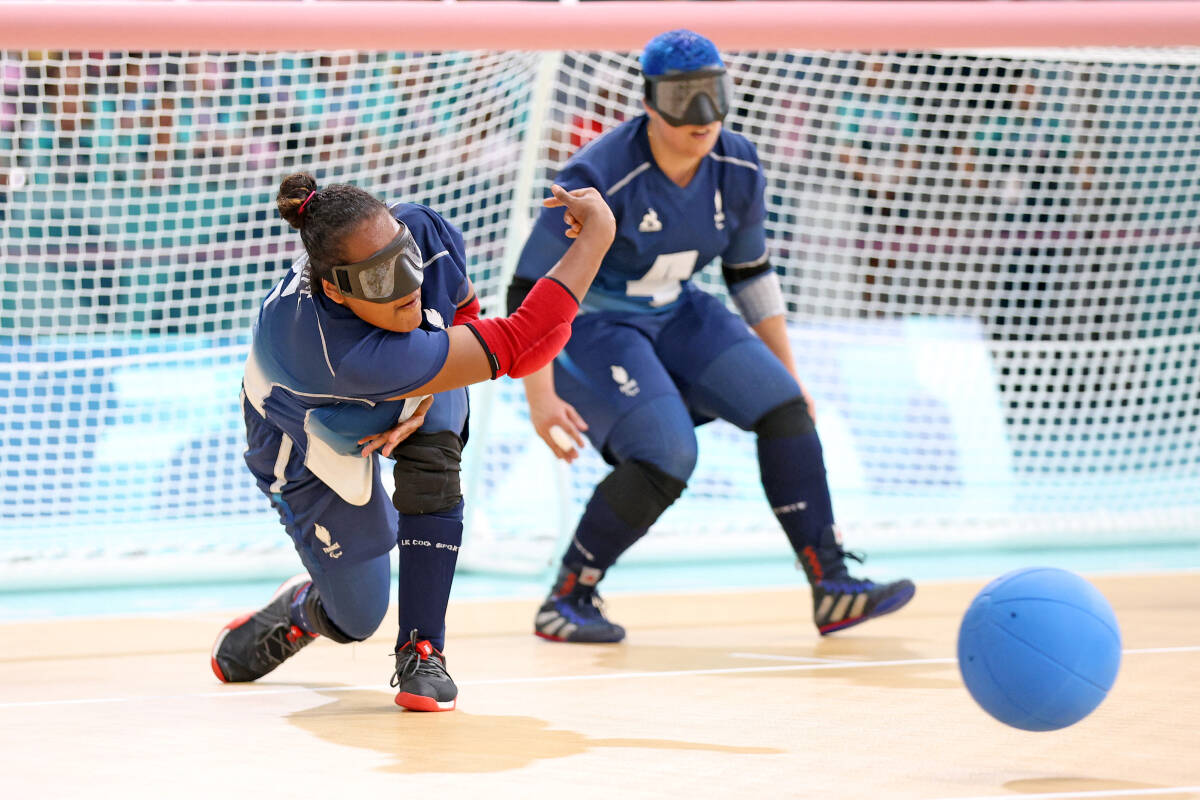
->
[2, 645, 1197, 711]
[933, 786, 1200, 800]
[730, 646, 1200, 663]
[730, 652, 868, 663]
[1122, 646, 1200, 655]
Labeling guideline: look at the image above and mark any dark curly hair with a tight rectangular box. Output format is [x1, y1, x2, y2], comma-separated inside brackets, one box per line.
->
[276, 173, 389, 292]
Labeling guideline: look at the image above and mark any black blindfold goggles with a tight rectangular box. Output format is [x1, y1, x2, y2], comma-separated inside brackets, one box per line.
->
[329, 224, 424, 304]
[645, 68, 732, 127]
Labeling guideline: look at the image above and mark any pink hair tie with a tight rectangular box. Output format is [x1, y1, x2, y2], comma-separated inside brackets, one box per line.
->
[298, 190, 316, 215]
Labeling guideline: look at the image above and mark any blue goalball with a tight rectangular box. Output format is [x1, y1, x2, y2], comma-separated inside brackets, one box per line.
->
[957, 567, 1122, 731]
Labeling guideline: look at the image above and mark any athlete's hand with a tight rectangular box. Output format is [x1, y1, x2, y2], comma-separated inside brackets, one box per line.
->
[357, 395, 434, 458]
[544, 184, 616, 241]
[797, 380, 817, 423]
[528, 391, 588, 463]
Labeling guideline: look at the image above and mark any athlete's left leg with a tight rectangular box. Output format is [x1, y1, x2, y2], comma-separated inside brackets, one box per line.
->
[538, 314, 696, 643]
[658, 293, 915, 635]
[212, 474, 396, 683]
[388, 430, 465, 711]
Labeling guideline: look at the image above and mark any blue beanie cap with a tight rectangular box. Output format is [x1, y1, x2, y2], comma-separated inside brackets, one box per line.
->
[640, 29, 724, 77]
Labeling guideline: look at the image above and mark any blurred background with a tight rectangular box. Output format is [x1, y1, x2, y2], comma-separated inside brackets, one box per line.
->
[2, 0, 1198, 615]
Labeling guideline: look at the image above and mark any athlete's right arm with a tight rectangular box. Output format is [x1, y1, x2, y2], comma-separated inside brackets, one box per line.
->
[390, 185, 615, 398]
[507, 178, 595, 463]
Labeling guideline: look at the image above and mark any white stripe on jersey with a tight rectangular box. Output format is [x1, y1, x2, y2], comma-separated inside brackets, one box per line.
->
[422, 250, 449, 268]
[269, 434, 294, 494]
[312, 307, 336, 377]
[708, 152, 759, 172]
[243, 346, 377, 417]
[261, 260, 305, 311]
[606, 162, 652, 197]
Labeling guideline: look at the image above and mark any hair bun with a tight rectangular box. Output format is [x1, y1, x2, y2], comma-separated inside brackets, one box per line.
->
[277, 173, 319, 230]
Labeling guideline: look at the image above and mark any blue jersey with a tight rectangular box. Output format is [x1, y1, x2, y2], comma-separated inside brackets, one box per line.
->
[243, 202, 471, 505]
[514, 115, 768, 313]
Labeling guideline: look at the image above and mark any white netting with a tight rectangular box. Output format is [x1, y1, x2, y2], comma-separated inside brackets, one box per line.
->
[2, 48, 1198, 585]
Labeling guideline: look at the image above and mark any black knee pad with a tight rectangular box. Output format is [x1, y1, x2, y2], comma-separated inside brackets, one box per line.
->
[753, 397, 815, 439]
[597, 459, 688, 531]
[390, 431, 463, 515]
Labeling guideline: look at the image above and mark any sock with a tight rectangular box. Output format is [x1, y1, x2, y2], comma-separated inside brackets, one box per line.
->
[564, 489, 646, 571]
[564, 459, 687, 572]
[289, 582, 317, 633]
[396, 499, 464, 651]
[757, 430, 837, 558]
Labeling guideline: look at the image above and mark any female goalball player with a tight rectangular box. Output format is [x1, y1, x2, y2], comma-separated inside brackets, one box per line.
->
[508, 30, 915, 643]
[211, 173, 614, 710]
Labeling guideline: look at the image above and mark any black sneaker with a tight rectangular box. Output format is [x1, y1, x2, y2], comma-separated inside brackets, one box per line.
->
[211, 575, 318, 683]
[391, 629, 457, 712]
[534, 566, 626, 643]
[798, 526, 916, 636]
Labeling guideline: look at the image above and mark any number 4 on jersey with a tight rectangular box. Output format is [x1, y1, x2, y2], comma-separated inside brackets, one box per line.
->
[625, 250, 699, 306]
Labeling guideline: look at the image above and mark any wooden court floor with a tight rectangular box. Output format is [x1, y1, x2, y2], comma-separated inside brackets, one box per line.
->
[2, 572, 1198, 800]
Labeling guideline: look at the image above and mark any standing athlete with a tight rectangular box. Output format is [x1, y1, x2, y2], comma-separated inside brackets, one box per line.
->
[508, 30, 915, 643]
[211, 173, 614, 708]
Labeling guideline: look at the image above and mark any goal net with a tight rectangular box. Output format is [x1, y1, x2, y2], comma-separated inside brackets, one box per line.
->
[2, 45, 1198, 586]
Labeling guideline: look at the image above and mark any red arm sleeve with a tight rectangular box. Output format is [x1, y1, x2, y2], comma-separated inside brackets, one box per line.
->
[453, 294, 480, 326]
[463, 278, 578, 379]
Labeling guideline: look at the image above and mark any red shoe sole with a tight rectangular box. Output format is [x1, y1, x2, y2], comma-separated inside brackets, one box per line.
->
[394, 692, 456, 712]
[209, 575, 312, 683]
[210, 612, 253, 682]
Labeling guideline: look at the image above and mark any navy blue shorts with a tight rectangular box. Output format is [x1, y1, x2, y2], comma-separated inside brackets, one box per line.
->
[243, 400, 399, 568]
[553, 288, 802, 460]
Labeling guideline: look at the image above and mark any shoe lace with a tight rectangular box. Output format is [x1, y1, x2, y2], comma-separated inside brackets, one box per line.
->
[843, 549, 866, 566]
[389, 630, 451, 688]
[260, 622, 309, 667]
[567, 585, 610, 622]
[807, 546, 870, 586]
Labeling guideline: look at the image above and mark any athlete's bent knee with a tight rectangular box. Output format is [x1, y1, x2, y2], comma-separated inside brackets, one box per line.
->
[753, 397, 815, 439]
[391, 431, 463, 515]
[324, 602, 387, 642]
[301, 583, 387, 643]
[651, 433, 699, 484]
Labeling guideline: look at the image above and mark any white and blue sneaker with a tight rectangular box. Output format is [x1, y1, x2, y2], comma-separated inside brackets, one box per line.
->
[799, 526, 916, 635]
[535, 566, 626, 643]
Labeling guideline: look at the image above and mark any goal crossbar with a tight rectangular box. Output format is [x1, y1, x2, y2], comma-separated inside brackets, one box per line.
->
[4, 1, 1200, 51]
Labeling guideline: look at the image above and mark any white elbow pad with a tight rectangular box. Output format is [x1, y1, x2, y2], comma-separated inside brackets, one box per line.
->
[731, 271, 786, 326]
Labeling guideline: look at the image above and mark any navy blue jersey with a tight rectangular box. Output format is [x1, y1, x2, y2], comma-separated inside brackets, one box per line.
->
[514, 115, 768, 313]
[243, 203, 471, 504]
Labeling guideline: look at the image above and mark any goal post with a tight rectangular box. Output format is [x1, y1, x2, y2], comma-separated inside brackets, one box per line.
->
[2, 2, 1198, 588]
